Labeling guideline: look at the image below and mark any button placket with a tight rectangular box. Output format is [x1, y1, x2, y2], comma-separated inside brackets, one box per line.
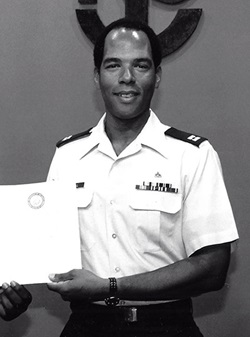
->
[106, 160, 126, 277]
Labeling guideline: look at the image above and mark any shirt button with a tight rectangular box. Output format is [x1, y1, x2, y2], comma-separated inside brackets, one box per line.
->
[115, 267, 120, 273]
[112, 233, 117, 239]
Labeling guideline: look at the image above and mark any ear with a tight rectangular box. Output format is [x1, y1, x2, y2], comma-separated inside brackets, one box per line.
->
[155, 66, 162, 89]
[94, 67, 100, 89]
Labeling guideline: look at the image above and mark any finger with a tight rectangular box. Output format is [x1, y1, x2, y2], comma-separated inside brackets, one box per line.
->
[0, 303, 7, 318]
[0, 303, 10, 321]
[0, 291, 14, 311]
[0, 286, 13, 320]
[10, 281, 32, 305]
[1, 283, 14, 310]
[2, 283, 9, 290]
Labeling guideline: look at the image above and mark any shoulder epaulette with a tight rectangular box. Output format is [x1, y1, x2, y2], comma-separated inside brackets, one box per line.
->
[56, 127, 92, 148]
[165, 127, 207, 147]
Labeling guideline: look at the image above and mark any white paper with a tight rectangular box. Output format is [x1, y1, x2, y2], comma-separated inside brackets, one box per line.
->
[0, 181, 82, 285]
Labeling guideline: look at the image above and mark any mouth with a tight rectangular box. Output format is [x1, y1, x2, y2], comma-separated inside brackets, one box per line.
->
[114, 91, 139, 100]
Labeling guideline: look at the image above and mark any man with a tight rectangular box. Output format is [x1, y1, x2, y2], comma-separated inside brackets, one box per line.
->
[1, 18, 238, 335]
[45, 18, 238, 337]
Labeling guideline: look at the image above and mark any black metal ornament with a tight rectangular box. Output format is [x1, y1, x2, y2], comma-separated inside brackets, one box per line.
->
[76, 0, 202, 58]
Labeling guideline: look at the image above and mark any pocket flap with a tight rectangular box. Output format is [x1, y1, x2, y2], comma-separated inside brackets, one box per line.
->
[76, 188, 93, 207]
[130, 190, 182, 214]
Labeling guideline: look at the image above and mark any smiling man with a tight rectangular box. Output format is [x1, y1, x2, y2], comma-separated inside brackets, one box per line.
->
[46, 19, 238, 337]
[94, 23, 161, 156]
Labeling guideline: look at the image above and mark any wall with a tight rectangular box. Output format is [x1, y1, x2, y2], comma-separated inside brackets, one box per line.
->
[0, 0, 249, 335]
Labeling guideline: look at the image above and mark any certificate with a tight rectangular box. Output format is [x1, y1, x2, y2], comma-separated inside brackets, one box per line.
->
[0, 181, 81, 285]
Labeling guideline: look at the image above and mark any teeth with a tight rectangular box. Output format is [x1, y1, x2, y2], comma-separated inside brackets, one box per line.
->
[119, 93, 135, 98]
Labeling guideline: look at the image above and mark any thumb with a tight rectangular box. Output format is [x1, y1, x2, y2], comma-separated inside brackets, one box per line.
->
[48, 271, 72, 283]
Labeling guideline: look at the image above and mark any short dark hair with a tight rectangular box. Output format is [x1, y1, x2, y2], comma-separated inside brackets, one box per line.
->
[93, 18, 162, 72]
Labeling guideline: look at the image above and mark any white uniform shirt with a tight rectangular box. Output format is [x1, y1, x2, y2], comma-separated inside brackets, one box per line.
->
[48, 111, 238, 280]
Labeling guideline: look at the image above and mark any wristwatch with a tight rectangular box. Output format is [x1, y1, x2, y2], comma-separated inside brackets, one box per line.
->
[104, 277, 120, 306]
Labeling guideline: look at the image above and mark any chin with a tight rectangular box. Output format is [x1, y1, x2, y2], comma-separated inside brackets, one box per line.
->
[118, 110, 149, 121]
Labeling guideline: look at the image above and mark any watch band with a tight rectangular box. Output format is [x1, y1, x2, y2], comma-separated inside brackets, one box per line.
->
[105, 277, 120, 306]
[109, 277, 117, 296]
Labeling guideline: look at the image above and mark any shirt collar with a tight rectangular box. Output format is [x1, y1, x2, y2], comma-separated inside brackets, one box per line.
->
[136, 110, 171, 159]
[80, 110, 171, 160]
[79, 114, 119, 160]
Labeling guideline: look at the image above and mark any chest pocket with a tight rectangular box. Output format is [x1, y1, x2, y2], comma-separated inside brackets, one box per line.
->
[129, 190, 182, 253]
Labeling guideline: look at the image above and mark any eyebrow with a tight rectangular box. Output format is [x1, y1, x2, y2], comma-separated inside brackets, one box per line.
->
[134, 58, 153, 66]
[103, 57, 121, 65]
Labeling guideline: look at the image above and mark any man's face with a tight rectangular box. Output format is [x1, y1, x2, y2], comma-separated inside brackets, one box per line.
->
[94, 28, 161, 121]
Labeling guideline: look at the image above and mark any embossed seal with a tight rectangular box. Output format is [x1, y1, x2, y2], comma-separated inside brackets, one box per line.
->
[28, 192, 45, 209]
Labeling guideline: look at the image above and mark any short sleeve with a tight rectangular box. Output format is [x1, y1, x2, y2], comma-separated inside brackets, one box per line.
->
[182, 142, 238, 256]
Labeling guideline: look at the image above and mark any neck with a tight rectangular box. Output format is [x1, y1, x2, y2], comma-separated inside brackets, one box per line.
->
[105, 110, 150, 156]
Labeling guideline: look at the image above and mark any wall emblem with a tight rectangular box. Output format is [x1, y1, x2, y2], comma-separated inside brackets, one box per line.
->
[76, 0, 202, 58]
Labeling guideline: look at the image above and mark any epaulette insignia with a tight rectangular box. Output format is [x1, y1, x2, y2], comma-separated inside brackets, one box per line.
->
[165, 127, 207, 147]
[56, 127, 92, 148]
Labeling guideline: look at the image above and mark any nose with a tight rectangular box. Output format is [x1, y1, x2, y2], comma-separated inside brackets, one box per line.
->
[119, 66, 135, 84]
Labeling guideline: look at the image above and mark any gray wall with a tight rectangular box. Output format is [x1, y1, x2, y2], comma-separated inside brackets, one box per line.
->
[0, 0, 248, 336]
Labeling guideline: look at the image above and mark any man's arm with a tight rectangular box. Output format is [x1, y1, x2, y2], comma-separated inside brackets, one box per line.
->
[117, 243, 230, 300]
[0, 282, 32, 321]
[47, 243, 230, 302]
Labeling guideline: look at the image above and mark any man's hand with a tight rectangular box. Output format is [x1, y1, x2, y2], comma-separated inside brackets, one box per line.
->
[47, 269, 109, 302]
[0, 281, 32, 321]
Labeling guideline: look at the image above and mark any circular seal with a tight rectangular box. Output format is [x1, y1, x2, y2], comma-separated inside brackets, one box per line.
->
[28, 192, 45, 209]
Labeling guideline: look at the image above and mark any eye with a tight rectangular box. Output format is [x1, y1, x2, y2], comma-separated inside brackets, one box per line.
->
[134, 62, 150, 71]
[105, 63, 120, 70]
